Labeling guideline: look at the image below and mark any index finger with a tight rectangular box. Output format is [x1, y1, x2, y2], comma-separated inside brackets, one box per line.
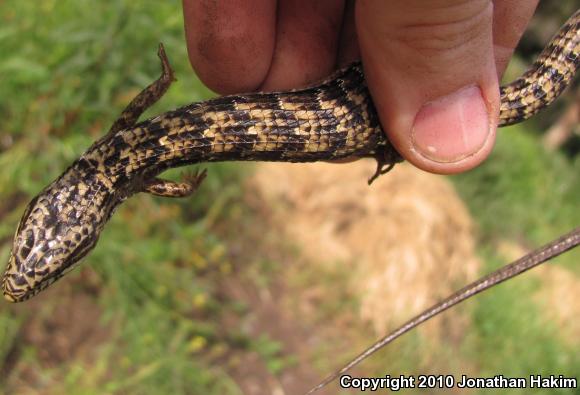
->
[183, 0, 277, 94]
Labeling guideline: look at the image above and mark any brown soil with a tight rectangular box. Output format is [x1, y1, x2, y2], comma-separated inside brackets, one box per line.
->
[1, 269, 107, 392]
[223, 160, 482, 394]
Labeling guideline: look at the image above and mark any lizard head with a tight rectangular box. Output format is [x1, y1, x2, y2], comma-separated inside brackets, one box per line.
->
[2, 172, 110, 302]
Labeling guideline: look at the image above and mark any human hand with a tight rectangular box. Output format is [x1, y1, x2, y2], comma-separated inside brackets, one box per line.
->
[182, 0, 539, 174]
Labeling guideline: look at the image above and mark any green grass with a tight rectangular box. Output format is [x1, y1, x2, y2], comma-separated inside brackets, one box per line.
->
[450, 121, 580, 393]
[468, 253, 580, 395]
[448, 46, 579, 391]
[0, 1, 249, 394]
[453, 24, 579, 265]
[451, 123, 579, 267]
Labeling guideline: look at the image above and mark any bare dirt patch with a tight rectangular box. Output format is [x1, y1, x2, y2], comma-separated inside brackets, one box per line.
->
[248, 161, 480, 335]
[224, 160, 482, 394]
[2, 270, 108, 393]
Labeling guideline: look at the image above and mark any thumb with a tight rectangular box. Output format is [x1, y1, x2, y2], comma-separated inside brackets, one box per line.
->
[356, 0, 499, 174]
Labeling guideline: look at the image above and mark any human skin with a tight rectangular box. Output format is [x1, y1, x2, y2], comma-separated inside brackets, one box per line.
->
[182, 0, 539, 174]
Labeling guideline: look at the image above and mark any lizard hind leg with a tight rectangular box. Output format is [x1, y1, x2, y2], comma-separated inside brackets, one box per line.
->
[367, 145, 404, 185]
[108, 43, 176, 134]
[143, 169, 208, 198]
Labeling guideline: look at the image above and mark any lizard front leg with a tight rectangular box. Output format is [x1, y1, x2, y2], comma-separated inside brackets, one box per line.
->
[142, 169, 207, 198]
[108, 43, 176, 134]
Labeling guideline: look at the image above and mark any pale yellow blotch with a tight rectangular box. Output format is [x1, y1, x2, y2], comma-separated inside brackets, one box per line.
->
[254, 135, 269, 152]
[319, 99, 337, 110]
[333, 105, 348, 119]
[235, 103, 253, 111]
[250, 109, 273, 120]
[279, 101, 303, 111]
[123, 131, 138, 145]
[95, 173, 113, 189]
[351, 92, 366, 106]
[318, 142, 329, 151]
[203, 128, 216, 139]
[203, 111, 219, 123]
[77, 183, 88, 196]
[247, 125, 260, 135]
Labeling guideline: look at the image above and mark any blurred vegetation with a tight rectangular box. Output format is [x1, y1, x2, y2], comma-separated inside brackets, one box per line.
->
[448, 5, 580, 393]
[0, 1, 255, 394]
[451, 124, 579, 268]
[451, 0, 580, 267]
[0, 1, 578, 394]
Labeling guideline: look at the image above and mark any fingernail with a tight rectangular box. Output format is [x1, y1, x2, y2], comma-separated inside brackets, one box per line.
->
[411, 86, 491, 163]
